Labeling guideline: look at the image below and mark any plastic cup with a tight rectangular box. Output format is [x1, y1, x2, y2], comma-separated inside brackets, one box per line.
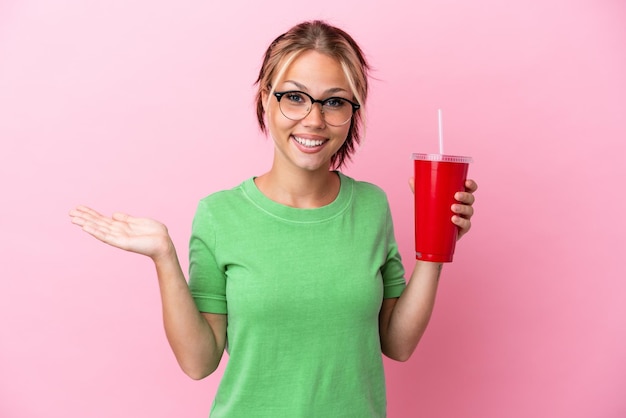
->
[413, 153, 473, 262]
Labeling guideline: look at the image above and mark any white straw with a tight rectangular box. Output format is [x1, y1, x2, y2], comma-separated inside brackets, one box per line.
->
[438, 109, 444, 155]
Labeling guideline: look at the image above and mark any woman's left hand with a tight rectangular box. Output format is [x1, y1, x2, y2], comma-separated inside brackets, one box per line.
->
[452, 179, 478, 241]
[408, 178, 478, 241]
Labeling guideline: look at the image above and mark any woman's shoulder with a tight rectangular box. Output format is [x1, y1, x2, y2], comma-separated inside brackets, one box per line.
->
[339, 173, 391, 217]
[340, 173, 388, 200]
[196, 178, 252, 211]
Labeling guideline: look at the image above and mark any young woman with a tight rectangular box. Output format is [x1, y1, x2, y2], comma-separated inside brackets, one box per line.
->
[70, 20, 477, 418]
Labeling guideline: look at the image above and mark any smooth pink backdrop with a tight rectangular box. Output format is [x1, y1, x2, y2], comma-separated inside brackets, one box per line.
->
[1, 1, 625, 417]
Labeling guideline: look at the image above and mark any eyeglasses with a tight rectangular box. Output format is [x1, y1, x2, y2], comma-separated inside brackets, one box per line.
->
[273, 90, 360, 127]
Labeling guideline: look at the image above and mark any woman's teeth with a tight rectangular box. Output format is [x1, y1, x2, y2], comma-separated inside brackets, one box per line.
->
[294, 136, 324, 147]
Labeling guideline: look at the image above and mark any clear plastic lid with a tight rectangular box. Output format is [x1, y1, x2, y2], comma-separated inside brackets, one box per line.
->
[412, 153, 473, 163]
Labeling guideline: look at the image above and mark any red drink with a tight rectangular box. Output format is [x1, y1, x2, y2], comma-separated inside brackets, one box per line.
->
[413, 153, 472, 262]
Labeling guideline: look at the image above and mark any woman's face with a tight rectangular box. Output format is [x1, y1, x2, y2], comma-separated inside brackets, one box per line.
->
[262, 50, 353, 174]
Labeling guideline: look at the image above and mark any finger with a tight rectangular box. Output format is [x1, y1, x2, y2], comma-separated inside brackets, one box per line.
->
[465, 179, 478, 193]
[81, 216, 130, 247]
[69, 207, 135, 250]
[451, 203, 474, 219]
[454, 191, 475, 205]
[452, 215, 471, 236]
[69, 208, 87, 222]
[408, 177, 415, 194]
[69, 207, 98, 227]
[73, 205, 105, 218]
[69, 206, 108, 225]
[69, 206, 117, 236]
[81, 223, 112, 242]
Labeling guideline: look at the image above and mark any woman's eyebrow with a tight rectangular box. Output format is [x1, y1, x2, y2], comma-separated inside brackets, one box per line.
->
[281, 80, 349, 96]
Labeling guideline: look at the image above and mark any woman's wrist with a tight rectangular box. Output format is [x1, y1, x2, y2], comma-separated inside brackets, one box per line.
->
[413, 260, 444, 281]
[151, 236, 177, 265]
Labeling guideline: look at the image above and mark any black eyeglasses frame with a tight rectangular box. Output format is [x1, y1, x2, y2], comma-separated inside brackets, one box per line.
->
[272, 90, 360, 126]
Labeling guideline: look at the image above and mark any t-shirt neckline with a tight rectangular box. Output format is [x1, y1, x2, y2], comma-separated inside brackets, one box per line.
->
[241, 171, 353, 223]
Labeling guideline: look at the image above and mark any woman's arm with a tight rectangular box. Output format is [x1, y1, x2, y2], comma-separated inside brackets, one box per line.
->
[69, 206, 226, 379]
[378, 179, 477, 361]
[152, 243, 227, 379]
[378, 261, 442, 361]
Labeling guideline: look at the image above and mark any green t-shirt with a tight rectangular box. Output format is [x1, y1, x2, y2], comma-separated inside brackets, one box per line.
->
[188, 172, 406, 418]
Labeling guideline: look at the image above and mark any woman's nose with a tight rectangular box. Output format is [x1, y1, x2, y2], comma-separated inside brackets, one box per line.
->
[302, 102, 326, 128]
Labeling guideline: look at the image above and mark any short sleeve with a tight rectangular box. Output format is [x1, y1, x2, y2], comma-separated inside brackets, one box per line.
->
[381, 202, 406, 299]
[188, 199, 228, 314]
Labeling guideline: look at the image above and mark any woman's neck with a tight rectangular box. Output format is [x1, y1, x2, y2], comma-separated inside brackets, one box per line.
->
[254, 165, 340, 209]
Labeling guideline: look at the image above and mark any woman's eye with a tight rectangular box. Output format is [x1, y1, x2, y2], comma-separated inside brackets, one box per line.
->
[286, 93, 305, 103]
[324, 98, 346, 109]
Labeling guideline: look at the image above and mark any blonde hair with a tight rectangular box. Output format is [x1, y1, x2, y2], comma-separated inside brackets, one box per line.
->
[255, 20, 370, 169]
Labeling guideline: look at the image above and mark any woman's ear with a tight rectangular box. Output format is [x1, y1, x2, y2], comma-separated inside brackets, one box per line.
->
[261, 89, 269, 113]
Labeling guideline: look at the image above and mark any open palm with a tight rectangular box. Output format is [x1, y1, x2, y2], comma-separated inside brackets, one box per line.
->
[69, 206, 172, 260]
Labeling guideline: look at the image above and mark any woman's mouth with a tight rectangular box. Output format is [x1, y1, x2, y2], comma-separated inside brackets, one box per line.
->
[293, 136, 326, 148]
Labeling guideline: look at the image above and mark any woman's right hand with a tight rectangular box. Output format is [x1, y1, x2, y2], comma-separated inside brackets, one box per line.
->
[69, 205, 227, 379]
[69, 205, 173, 261]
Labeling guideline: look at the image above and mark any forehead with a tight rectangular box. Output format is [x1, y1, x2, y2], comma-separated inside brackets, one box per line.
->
[275, 50, 351, 93]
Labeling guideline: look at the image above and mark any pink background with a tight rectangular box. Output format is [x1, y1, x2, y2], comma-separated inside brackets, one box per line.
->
[1, 0, 625, 417]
